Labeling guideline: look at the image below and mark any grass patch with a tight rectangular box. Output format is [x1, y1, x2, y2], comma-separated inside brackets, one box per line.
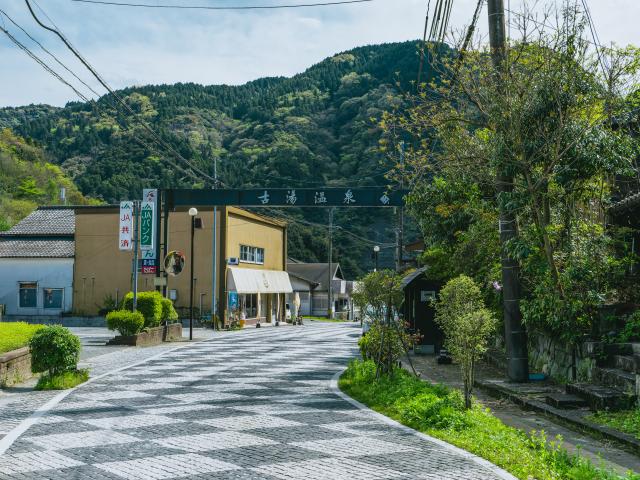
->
[35, 369, 89, 390]
[339, 360, 638, 480]
[303, 316, 349, 322]
[589, 410, 640, 439]
[0, 322, 43, 354]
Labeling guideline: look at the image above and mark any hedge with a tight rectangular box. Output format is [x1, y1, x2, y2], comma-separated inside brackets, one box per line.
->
[106, 310, 145, 336]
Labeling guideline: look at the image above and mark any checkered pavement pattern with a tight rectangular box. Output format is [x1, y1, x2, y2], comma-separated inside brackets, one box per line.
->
[0, 324, 506, 479]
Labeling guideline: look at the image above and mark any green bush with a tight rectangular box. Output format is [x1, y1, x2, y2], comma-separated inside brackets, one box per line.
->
[29, 326, 81, 376]
[340, 359, 639, 480]
[358, 321, 412, 371]
[35, 368, 89, 390]
[161, 298, 179, 322]
[123, 291, 163, 328]
[618, 311, 640, 343]
[106, 310, 145, 336]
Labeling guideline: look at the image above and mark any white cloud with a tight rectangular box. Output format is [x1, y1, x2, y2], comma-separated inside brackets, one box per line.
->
[0, 0, 638, 107]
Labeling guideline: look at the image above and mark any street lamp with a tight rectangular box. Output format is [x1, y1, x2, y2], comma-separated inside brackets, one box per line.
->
[188, 207, 198, 341]
[373, 245, 380, 272]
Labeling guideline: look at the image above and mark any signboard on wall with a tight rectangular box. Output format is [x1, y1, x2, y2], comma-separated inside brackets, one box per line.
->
[119, 201, 133, 251]
[228, 292, 239, 311]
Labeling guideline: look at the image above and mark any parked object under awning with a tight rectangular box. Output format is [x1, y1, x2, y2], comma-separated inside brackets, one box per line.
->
[227, 267, 293, 294]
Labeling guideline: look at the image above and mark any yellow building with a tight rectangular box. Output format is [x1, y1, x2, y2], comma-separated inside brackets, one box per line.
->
[73, 205, 291, 325]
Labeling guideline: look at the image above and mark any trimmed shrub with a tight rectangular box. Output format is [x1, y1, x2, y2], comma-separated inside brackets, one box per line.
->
[161, 298, 179, 322]
[106, 310, 145, 336]
[29, 326, 81, 376]
[123, 291, 163, 328]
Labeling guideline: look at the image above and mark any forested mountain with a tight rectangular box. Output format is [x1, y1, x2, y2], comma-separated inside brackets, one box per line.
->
[0, 41, 434, 276]
[0, 129, 95, 230]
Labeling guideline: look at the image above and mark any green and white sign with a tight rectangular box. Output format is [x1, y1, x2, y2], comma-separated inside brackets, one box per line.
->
[140, 201, 154, 251]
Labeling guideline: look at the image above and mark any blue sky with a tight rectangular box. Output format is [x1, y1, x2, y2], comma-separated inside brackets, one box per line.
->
[1, 0, 639, 107]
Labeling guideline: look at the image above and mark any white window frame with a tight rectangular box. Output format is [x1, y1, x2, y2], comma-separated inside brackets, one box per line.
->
[239, 245, 265, 265]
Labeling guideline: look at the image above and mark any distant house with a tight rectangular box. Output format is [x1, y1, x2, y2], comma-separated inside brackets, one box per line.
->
[287, 261, 356, 318]
[0, 208, 75, 317]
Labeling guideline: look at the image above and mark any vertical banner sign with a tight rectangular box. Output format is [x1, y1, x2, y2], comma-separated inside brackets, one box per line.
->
[139, 202, 154, 251]
[119, 201, 133, 251]
[141, 189, 158, 274]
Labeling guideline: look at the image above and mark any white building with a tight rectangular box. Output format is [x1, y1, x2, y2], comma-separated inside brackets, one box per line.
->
[0, 209, 75, 317]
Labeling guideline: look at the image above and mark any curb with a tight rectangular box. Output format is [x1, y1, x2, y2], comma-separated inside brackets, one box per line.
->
[475, 379, 640, 455]
[330, 369, 518, 480]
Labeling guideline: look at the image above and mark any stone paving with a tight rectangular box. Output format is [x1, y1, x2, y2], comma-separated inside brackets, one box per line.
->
[0, 323, 513, 479]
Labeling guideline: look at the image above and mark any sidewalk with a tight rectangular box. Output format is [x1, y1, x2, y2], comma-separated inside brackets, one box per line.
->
[0, 327, 218, 440]
[404, 353, 640, 475]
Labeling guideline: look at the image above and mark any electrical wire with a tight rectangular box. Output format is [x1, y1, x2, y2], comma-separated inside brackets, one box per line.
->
[25, 0, 217, 185]
[70, 0, 374, 10]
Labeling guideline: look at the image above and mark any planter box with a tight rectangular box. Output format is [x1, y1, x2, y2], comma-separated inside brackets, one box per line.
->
[107, 323, 183, 347]
[0, 347, 32, 387]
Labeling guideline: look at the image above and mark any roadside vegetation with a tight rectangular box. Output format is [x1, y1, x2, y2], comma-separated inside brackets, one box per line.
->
[29, 325, 86, 390]
[340, 360, 638, 480]
[589, 410, 640, 440]
[0, 322, 43, 354]
[303, 316, 349, 322]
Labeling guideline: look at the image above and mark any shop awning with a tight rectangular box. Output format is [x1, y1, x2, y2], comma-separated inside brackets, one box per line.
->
[228, 267, 293, 294]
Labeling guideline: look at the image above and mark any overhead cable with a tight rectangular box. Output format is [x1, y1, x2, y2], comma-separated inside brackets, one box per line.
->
[69, 0, 374, 10]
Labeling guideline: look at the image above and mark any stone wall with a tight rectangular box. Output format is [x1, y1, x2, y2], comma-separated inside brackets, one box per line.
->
[528, 332, 595, 382]
[108, 323, 183, 347]
[0, 347, 33, 387]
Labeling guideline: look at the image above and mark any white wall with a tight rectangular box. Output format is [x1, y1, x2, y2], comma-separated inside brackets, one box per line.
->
[0, 258, 74, 316]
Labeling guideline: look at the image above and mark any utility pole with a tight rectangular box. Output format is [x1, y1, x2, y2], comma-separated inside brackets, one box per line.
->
[327, 207, 334, 319]
[212, 156, 218, 330]
[488, 0, 529, 382]
[396, 142, 405, 272]
[132, 200, 140, 312]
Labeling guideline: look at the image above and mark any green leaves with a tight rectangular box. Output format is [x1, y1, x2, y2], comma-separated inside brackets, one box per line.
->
[29, 326, 81, 376]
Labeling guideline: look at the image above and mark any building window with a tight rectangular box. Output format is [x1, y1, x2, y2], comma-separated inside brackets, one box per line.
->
[19, 282, 37, 308]
[43, 288, 64, 309]
[240, 245, 265, 265]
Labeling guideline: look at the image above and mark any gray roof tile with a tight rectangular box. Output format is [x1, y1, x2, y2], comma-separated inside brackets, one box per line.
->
[3, 209, 75, 236]
[0, 239, 75, 258]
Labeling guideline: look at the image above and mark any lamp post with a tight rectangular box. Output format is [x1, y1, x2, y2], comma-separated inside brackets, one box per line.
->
[373, 245, 380, 272]
[188, 207, 198, 341]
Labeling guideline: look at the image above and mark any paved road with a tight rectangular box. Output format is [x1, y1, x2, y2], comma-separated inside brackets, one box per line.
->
[0, 323, 512, 479]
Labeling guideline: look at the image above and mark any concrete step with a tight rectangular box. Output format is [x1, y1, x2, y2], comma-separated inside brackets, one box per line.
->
[566, 383, 636, 411]
[545, 393, 588, 409]
[592, 366, 636, 393]
[608, 354, 640, 374]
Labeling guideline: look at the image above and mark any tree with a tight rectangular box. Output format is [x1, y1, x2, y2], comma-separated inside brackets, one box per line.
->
[352, 270, 414, 376]
[435, 275, 497, 409]
[383, 5, 639, 344]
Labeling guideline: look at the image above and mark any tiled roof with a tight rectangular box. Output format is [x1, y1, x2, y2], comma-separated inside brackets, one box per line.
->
[3, 209, 75, 236]
[0, 239, 75, 258]
[287, 263, 344, 291]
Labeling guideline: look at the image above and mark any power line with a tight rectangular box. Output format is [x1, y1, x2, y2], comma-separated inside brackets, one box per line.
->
[70, 0, 374, 10]
[24, 0, 217, 185]
[1, 11, 200, 183]
[0, 8, 101, 99]
[0, 23, 92, 103]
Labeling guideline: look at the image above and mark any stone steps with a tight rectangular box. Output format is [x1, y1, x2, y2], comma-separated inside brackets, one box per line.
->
[566, 383, 636, 411]
[592, 366, 636, 393]
[545, 393, 588, 409]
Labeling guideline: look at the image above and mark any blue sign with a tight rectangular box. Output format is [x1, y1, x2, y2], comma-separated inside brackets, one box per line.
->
[228, 292, 239, 311]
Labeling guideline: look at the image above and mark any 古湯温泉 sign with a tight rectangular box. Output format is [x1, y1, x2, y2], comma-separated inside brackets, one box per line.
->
[167, 188, 407, 208]
[119, 201, 133, 251]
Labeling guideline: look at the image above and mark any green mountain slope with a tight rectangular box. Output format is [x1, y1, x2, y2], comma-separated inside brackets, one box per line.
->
[0, 129, 95, 230]
[1, 41, 433, 276]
